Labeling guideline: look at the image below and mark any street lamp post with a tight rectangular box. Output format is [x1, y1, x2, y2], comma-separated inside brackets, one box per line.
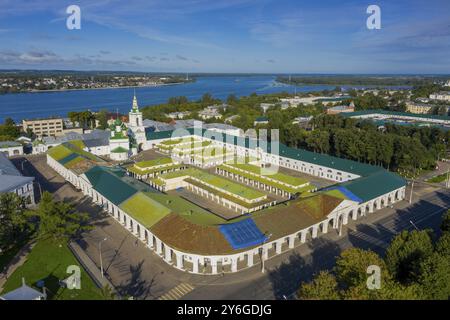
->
[446, 169, 450, 189]
[99, 237, 108, 278]
[261, 233, 272, 273]
[409, 220, 419, 231]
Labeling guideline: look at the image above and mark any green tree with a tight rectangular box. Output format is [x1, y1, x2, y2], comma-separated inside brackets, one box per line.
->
[297, 271, 340, 300]
[29, 192, 91, 241]
[435, 232, 450, 256]
[335, 248, 389, 289]
[440, 210, 450, 234]
[417, 252, 450, 300]
[385, 230, 434, 283]
[95, 109, 109, 130]
[0, 193, 28, 251]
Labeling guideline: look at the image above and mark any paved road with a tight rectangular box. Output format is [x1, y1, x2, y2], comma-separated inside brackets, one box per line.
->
[13, 155, 450, 300]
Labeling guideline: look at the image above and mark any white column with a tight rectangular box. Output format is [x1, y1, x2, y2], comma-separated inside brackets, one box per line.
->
[148, 234, 154, 248]
[343, 212, 349, 225]
[300, 231, 307, 243]
[210, 258, 218, 274]
[322, 222, 328, 234]
[176, 253, 184, 270]
[133, 221, 139, 235]
[247, 252, 254, 267]
[288, 235, 296, 248]
[156, 239, 163, 255]
[231, 257, 238, 272]
[312, 225, 318, 238]
[262, 246, 269, 260]
[164, 245, 172, 263]
[192, 257, 199, 273]
[275, 241, 282, 254]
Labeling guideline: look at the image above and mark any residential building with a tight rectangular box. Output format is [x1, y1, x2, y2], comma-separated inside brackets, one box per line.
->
[406, 101, 436, 114]
[0, 141, 24, 157]
[0, 279, 46, 300]
[167, 111, 190, 119]
[198, 106, 223, 120]
[22, 117, 64, 138]
[326, 102, 355, 115]
[0, 152, 35, 205]
[430, 91, 450, 102]
[203, 123, 242, 136]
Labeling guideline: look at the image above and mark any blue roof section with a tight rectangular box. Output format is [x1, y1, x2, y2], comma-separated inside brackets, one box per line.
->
[58, 153, 79, 165]
[219, 219, 268, 250]
[323, 186, 363, 203]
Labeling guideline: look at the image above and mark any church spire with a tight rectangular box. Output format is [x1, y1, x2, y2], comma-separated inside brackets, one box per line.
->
[132, 89, 139, 111]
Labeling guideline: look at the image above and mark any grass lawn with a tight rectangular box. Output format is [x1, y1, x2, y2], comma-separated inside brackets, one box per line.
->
[134, 157, 173, 169]
[146, 192, 234, 226]
[119, 192, 171, 228]
[160, 168, 266, 200]
[228, 163, 308, 186]
[218, 164, 312, 194]
[427, 173, 448, 183]
[1, 238, 103, 300]
[48, 144, 73, 161]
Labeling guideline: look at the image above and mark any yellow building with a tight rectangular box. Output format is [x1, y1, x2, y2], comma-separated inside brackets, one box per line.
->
[22, 117, 64, 137]
[405, 102, 434, 114]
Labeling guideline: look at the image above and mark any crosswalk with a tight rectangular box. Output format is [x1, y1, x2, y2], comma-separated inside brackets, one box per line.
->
[158, 283, 194, 300]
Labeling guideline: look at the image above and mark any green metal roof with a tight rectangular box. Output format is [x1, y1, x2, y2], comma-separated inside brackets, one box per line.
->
[340, 170, 406, 202]
[342, 109, 450, 122]
[84, 166, 138, 205]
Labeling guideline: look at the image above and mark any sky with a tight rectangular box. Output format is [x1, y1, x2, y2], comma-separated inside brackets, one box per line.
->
[0, 0, 449, 74]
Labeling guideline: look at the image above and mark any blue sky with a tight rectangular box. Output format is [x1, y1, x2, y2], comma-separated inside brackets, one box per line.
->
[0, 0, 449, 73]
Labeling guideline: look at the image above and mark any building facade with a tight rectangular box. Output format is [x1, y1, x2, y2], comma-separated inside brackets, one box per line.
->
[0, 152, 35, 205]
[22, 118, 64, 138]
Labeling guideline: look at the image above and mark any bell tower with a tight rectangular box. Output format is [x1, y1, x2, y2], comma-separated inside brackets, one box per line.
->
[128, 91, 146, 149]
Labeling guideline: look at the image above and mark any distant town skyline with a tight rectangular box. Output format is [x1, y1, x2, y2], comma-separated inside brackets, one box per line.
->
[0, 0, 449, 74]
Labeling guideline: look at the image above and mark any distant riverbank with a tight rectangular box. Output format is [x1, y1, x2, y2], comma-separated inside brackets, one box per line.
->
[0, 80, 193, 95]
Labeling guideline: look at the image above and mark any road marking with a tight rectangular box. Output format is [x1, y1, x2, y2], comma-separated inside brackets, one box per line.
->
[158, 283, 195, 300]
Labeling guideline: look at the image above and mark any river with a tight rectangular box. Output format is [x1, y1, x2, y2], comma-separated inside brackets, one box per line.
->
[0, 75, 406, 122]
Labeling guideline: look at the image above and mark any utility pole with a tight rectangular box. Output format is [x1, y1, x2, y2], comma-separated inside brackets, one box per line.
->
[446, 169, 450, 189]
[99, 237, 108, 278]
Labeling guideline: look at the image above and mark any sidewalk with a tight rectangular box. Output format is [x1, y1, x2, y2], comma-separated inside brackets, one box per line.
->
[68, 240, 116, 294]
[0, 241, 36, 293]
